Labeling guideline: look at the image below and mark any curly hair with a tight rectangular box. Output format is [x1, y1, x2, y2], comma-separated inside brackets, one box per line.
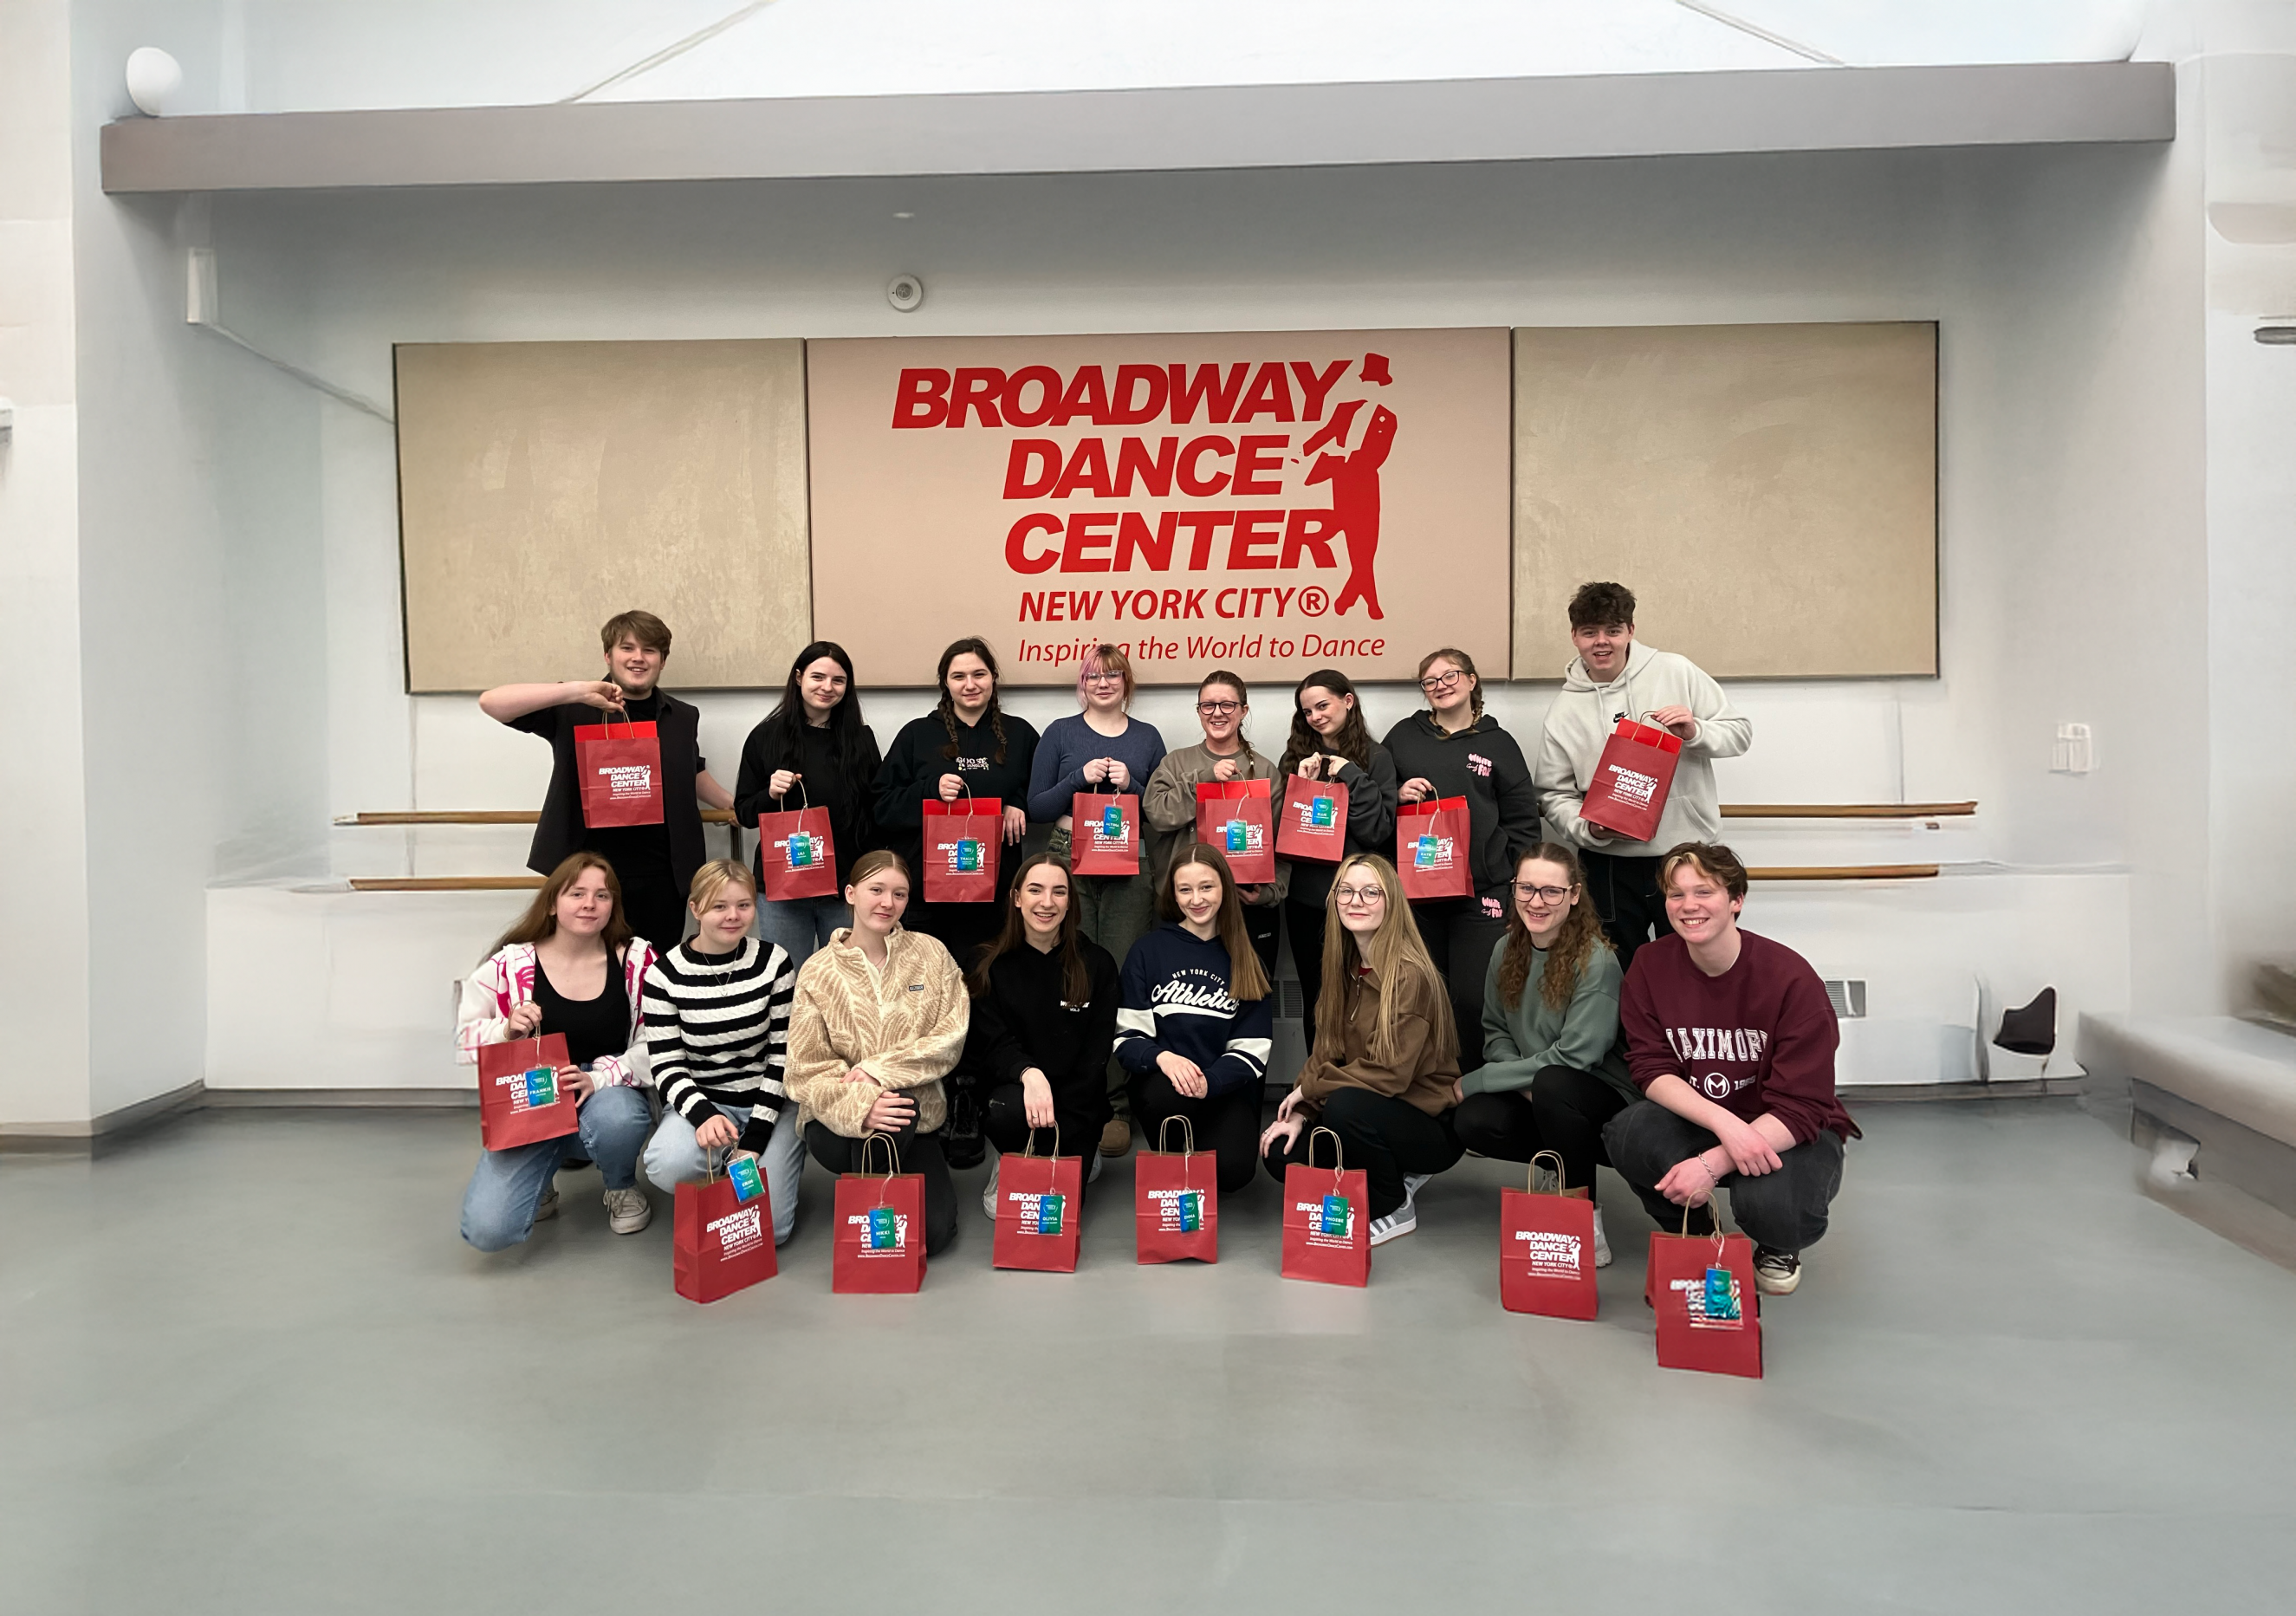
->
[1495, 844, 1612, 1015]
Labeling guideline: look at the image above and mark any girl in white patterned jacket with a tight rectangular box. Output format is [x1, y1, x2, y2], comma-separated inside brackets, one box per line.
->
[455, 853, 658, 1251]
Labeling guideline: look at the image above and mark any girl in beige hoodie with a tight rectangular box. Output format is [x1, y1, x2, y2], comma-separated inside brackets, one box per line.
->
[786, 850, 970, 1255]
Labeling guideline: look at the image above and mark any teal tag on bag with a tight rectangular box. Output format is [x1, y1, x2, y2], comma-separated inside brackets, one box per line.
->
[956, 838, 983, 872]
[1414, 834, 1438, 868]
[1177, 1190, 1203, 1232]
[522, 1066, 557, 1107]
[1310, 795, 1336, 828]
[728, 1155, 764, 1204]
[1225, 819, 1248, 853]
[787, 833, 816, 869]
[1100, 803, 1123, 838]
[1704, 1265, 1741, 1321]
[865, 1205, 898, 1249]
[1022, 1192, 1066, 1235]
[1318, 1194, 1352, 1237]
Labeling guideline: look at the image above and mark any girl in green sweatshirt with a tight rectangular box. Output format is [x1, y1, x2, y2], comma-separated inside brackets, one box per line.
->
[1455, 843, 1635, 1265]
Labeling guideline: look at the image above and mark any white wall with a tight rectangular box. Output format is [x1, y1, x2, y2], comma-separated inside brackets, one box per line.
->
[175, 127, 2212, 1093]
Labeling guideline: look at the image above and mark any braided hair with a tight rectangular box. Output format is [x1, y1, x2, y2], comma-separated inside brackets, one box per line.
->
[935, 637, 1009, 765]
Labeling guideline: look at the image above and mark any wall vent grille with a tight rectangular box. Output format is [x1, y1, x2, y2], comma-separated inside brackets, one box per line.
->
[1823, 979, 1868, 1018]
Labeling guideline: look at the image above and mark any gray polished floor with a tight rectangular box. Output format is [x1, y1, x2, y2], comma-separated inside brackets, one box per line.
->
[3, 1099, 2290, 1614]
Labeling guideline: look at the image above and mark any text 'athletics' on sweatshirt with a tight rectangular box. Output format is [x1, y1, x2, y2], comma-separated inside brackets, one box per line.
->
[1535, 639, 1752, 858]
[1379, 711, 1542, 896]
[1114, 923, 1274, 1096]
[1619, 929, 1858, 1145]
[960, 938, 1121, 1119]
[1028, 712, 1168, 825]
[642, 937, 796, 1153]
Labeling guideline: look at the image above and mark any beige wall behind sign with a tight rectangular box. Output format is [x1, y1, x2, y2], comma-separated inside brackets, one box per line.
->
[395, 340, 811, 693]
[807, 328, 1514, 686]
[1512, 322, 1938, 681]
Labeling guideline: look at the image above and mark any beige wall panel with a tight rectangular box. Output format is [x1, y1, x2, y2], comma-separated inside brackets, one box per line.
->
[396, 340, 809, 691]
[1512, 322, 1937, 681]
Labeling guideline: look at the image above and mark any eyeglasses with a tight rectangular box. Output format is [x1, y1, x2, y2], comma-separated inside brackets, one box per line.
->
[1418, 669, 1464, 693]
[1333, 885, 1386, 905]
[1514, 883, 1574, 905]
[1197, 701, 1240, 717]
[1084, 672, 1125, 686]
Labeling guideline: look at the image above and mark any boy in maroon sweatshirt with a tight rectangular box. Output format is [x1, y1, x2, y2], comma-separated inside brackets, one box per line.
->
[1603, 842, 1856, 1295]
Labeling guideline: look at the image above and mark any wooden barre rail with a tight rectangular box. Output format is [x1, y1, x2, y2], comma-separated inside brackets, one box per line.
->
[1722, 802, 1975, 819]
[339, 809, 738, 826]
[348, 864, 1943, 893]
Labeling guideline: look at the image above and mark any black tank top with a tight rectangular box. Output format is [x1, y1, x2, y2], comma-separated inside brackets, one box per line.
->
[531, 951, 632, 1069]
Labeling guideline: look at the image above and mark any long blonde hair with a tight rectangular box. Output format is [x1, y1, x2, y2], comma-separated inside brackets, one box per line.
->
[1313, 853, 1456, 1069]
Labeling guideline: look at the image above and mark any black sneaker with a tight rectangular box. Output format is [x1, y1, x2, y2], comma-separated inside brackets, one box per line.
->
[942, 1081, 985, 1171]
[1753, 1246, 1801, 1295]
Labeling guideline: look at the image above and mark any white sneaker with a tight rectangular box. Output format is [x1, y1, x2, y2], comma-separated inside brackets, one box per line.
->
[982, 1160, 1000, 1220]
[534, 1186, 560, 1223]
[1753, 1246, 1802, 1295]
[602, 1186, 652, 1235]
[1367, 1200, 1418, 1246]
[1591, 1206, 1613, 1269]
[1088, 1152, 1103, 1184]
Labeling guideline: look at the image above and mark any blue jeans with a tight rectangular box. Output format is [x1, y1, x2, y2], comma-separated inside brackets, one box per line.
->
[756, 893, 851, 970]
[641, 1102, 804, 1246]
[460, 1082, 652, 1252]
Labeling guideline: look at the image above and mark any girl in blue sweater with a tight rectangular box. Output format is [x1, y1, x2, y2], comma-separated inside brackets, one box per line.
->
[1116, 842, 1274, 1193]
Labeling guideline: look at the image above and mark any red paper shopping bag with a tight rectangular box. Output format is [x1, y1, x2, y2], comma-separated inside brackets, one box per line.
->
[673, 1155, 779, 1303]
[832, 1134, 927, 1294]
[1579, 720, 1684, 843]
[477, 1031, 580, 1151]
[757, 784, 838, 901]
[1281, 1126, 1370, 1287]
[1396, 795, 1472, 901]
[1136, 1117, 1218, 1264]
[1499, 1151, 1597, 1320]
[1274, 774, 1349, 863]
[1648, 1212, 1762, 1379]
[574, 715, 665, 828]
[1196, 779, 1275, 883]
[1069, 793, 1141, 877]
[920, 795, 1002, 903]
[991, 1128, 1085, 1273]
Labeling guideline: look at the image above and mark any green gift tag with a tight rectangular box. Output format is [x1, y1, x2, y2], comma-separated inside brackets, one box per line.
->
[787, 833, 817, 869]
[1414, 834, 1439, 868]
[1024, 1191, 1066, 1235]
[1177, 1190, 1203, 1232]
[1100, 803, 1123, 838]
[728, 1155, 764, 1204]
[1318, 1193, 1352, 1237]
[1224, 819, 1249, 853]
[865, 1205, 899, 1249]
[955, 838, 983, 872]
[1310, 795, 1336, 828]
[1703, 1265, 1741, 1321]
[522, 1066, 557, 1107]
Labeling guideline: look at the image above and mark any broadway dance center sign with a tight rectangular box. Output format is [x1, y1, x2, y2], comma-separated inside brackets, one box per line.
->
[807, 329, 1511, 685]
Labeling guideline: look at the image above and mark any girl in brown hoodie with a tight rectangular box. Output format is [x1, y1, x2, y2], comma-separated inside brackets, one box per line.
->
[1259, 853, 1463, 1243]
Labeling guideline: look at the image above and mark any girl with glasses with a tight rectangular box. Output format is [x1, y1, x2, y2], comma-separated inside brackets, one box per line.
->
[1260, 853, 1463, 1245]
[1143, 670, 1287, 983]
[1452, 844, 1634, 1267]
[1116, 844, 1274, 1197]
[1274, 668, 1399, 1050]
[1380, 646, 1541, 1074]
[1025, 643, 1169, 1157]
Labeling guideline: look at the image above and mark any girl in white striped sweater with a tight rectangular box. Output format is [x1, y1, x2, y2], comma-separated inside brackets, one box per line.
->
[640, 860, 802, 1245]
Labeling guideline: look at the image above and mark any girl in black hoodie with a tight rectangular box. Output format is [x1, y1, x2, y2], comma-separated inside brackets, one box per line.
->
[1380, 646, 1540, 1072]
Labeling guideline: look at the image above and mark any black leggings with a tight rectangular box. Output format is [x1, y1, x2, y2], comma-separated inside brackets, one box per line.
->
[1262, 1086, 1463, 1219]
[983, 1085, 1103, 1206]
[1406, 895, 1508, 1074]
[1580, 850, 1669, 970]
[1451, 1065, 1632, 1204]
[1130, 1070, 1263, 1194]
[804, 1120, 959, 1256]
[1285, 899, 1332, 1050]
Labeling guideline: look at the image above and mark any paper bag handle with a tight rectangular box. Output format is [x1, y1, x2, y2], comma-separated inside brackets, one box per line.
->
[1528, 1148, 1570, 1197]
[1156, 1114, 1197, 1160]
[859, 1130, 903, 1186]
[1022, 1123, 1062, 1162]
[1306, 1125, 1346, 1180]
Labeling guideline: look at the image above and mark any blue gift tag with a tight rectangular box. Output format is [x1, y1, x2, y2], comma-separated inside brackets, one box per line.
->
[956, 838, 983, 872]
[1225, 819, 1249, 853]
[865, 1205, 899, 1249]
[1100, 803, 1123, 838]
[1177, 1190, 1203, 1232]
[1309, 795, 1337, 828]
[727, 1155, 764, 1204]
[522, 1066, 557, 1107]
[1703, 1265, 1741, 1321]
[1414, 834, 1438, 868]
[787, 833, 816, 869]
[1318, 1193, 1352, 1238]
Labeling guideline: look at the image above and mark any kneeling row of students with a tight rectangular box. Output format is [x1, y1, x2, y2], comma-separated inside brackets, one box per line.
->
[456, 836, 1853, 1297]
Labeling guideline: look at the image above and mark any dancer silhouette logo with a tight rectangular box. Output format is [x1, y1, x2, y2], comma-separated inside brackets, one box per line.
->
[807, 328, 1512, 685]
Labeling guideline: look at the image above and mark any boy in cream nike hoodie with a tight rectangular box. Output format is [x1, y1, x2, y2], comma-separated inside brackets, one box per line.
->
[1534, 582, 1751, 962]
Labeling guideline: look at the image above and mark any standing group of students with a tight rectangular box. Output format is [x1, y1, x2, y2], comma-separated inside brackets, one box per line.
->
[456, 583, 1855, 1298]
